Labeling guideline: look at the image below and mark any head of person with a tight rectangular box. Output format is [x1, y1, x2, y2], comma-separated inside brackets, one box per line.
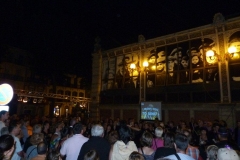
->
[164, 132, 175, 148]
[182, 129, 191, 144]
[170, 47, 182, 60]
[43, 121, 50, 130]
[30, 133, 44, 145]
[37, 142, 48, 155]
[0, 111, 9, 121]
[8, 121, 21, 136]
[70, 118, 76, 126]
[206, 145, 218, 160]
[129, 151, 145, 160]
[167, 56, 175, 72]
[218, 127, 229, 140]
[47, 150, 61, 160]
[108, 131, 119, 145]
[54, 122, 63, 132]
[0, 135, 15, 160]
[60, 126, 69, 139]
[84, 150, 99, 160]
[217, 148, 239, 160]
[181, 56, 189, 68]
[91, 124, 104, 137]
[174, 133, 188, 152]
[33, 124, 42, 134]
[191, 55, 199, 65]
[118, 123, 132, 145]
[155, 127, 163, 138]
[73, 122, 83, 134]
[140, 131, 153, 147]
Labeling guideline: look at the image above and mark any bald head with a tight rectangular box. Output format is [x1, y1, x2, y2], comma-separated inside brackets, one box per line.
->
[37, 142, 48, 155]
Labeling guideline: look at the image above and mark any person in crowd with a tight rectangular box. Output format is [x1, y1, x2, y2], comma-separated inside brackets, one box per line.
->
[154, 132, 176, 159]
[104, 124, 112, 139]
[60, 122, 88, 160]
[164, 133, 194, 160]
[47, 150, 61, 160]
[42, 121, 51, 144]
[215, 127, 240, 150]
[68, 118, 76, 137]
[83, 150, 99, 160]
[49, 122, 63, 151]
[31, 142, 48, 160]
[0, 111, 9, 133]
[129, 151, 145, 160]
[9, 121, 23, 160]
[24, 124, 42, 154]
[0, 134, 15, 160]
[206, 145, 218, 160]
[166, 121, 176, 133]
[138, 131, 155, 160]
[21, 119, 30, 144]
[25, 133, 44, 160]
[233, 120, 240, 147]
[217, 148, 239, 160]
[183, 129, 200, 160]
[78, 124, 110, 160]
[152, 127, 164, 150]
[108, 130, 119, 154]
[1, 127, 9, 136]
[109, 121, 138, 160]
[57, 126, 69, 151]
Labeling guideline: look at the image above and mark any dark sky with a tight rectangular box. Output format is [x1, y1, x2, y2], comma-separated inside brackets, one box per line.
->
[1, 0, 240, 81]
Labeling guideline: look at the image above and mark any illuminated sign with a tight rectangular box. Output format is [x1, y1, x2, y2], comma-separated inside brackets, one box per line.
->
[0, 83, 14, 106]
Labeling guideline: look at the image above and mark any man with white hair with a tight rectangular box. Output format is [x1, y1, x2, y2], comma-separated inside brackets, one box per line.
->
[77, 124, 110, 160]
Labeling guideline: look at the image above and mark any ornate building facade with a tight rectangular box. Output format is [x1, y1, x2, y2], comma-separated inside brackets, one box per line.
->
[0, 46, 89, 118]
[91, 13, 240, 128]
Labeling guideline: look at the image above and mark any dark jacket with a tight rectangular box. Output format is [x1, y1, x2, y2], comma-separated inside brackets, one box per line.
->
[78, 136, 110, 160]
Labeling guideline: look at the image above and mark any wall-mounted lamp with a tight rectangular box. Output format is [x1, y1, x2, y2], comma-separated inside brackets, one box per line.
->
[143, 61, 149, 68]
[206, 50, 215, 60]
[23, 97, 28, 103]
[227, 46, 237, 58]
[33, 98, 37, 103]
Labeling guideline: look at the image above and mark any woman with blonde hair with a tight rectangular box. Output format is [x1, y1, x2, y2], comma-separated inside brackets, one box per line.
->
[152, 127, 164, 150]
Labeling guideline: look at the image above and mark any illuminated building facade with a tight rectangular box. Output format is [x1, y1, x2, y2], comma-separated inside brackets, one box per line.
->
[91, 13, 240, 128]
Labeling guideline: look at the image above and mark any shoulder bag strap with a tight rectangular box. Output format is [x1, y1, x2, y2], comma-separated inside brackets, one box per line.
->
[27, 147, 37, 159]
[154, 138, 157, 148]
[174, 153, 181, 160]
[140, 147, 146, 160]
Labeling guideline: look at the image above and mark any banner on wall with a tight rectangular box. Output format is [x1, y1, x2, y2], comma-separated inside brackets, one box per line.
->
[0, 83, 14, 111]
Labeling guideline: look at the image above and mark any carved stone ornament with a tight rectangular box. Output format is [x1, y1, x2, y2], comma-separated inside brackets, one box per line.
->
[213, 13, 225, 27]
[138, 35, 145, 43]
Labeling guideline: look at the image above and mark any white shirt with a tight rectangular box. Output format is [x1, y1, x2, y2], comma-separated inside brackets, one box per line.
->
[11, 135, 22, 160]
[165, 153, 195, 160]
[60, 134, 88, 160]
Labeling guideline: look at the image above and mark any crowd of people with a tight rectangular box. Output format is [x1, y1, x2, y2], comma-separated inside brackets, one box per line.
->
[0, 110, 240, 160]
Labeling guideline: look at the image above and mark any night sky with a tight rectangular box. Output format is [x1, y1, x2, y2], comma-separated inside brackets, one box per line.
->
[1, 0, 240, 82]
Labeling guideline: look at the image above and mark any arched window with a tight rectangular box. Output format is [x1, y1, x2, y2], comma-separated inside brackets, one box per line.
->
[57, 90, 64, 95]
[79, 92, 84, 97]
[72, 91, 77, 96]
[65, 91, 71, 96]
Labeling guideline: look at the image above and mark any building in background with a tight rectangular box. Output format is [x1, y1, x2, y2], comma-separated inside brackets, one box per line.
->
[91, 13, 240, 128]
[0, 45, 89, 118]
